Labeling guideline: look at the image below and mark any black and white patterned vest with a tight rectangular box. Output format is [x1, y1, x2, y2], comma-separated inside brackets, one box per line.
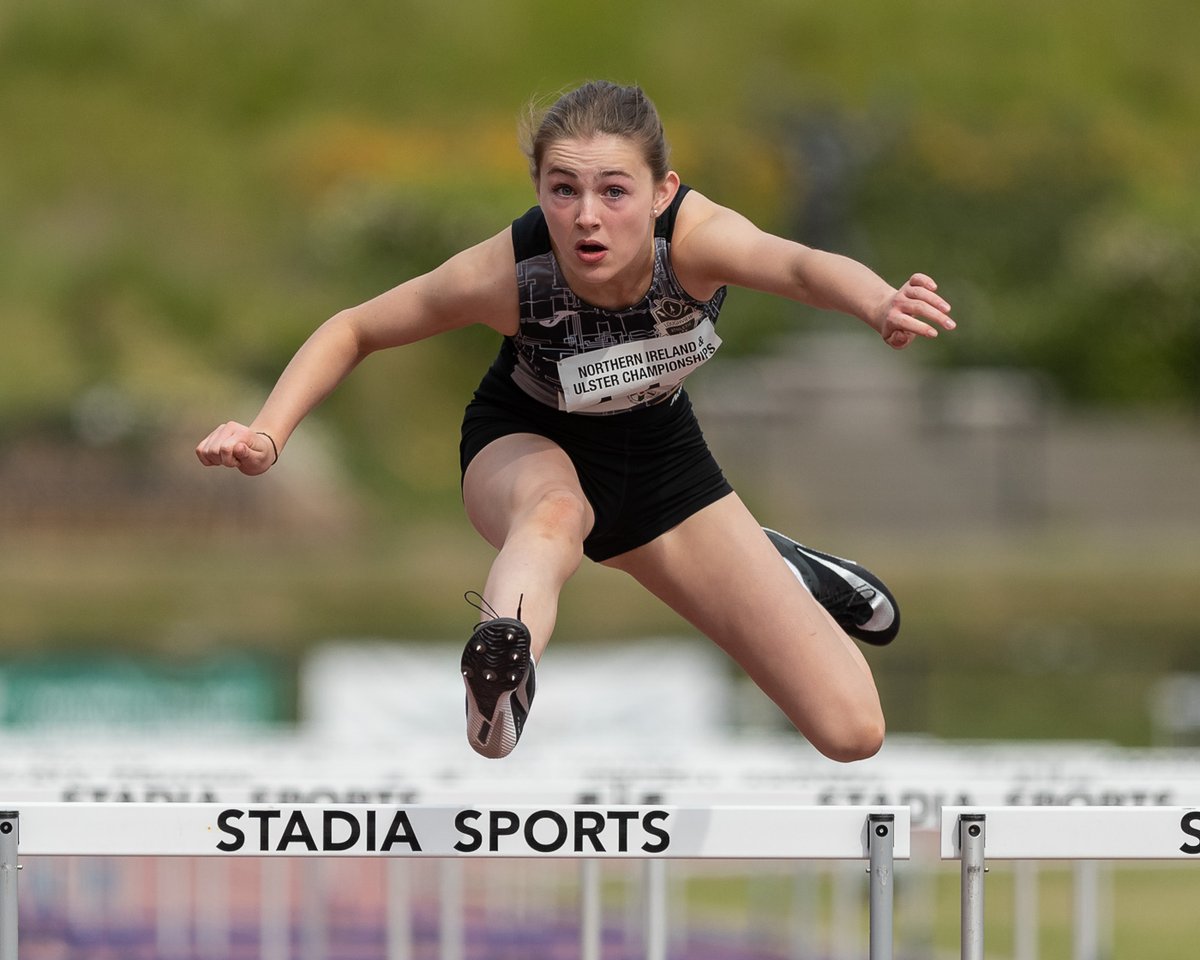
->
[496, 185, 727, 415]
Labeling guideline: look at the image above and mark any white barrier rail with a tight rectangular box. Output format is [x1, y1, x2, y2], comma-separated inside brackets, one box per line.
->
[941, 805, 1200, 960]
[0, 803, 908, 960]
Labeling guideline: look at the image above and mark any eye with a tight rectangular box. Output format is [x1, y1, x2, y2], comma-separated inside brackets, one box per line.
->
[603, 186, 626, 199]
[551, 183, 575, 197]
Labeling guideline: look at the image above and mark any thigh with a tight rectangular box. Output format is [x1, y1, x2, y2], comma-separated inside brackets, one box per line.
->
[604, 493, 883, 757]
[462, 433, 596, 550]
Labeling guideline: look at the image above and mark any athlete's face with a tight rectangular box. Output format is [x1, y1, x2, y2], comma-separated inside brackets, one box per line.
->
[535, 134, 678, 309]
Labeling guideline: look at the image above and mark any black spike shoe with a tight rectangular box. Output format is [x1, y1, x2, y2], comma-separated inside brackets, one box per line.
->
[763, 528, 900, 645]
[461, 613, 535, 759]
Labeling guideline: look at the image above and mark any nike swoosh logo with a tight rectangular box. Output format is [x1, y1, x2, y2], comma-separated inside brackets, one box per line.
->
[805, 553, 896, 632]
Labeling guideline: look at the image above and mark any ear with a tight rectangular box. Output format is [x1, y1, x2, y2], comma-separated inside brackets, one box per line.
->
[652, 171, 681, 218]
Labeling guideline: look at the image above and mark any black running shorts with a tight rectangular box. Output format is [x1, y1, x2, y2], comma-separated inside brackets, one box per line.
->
[460, 366, 733, 562]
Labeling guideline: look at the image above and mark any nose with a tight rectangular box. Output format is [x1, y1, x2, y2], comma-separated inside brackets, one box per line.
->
[575, 193, 601, 229]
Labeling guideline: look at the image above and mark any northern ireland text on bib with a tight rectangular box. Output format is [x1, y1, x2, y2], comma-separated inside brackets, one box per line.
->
[557, 319, 721, 412]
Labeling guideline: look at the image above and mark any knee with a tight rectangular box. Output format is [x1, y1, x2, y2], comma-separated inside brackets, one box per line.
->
[523, 489, 591, 544]
[812, 713, 886, 764]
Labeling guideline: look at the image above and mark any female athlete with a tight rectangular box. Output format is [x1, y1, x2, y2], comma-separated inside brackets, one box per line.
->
[196, 81, 956, 761]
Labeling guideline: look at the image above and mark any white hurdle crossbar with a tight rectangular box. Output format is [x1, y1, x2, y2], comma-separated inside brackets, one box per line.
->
[0, 802, 908, 960]
[942, 805, 1200, 960]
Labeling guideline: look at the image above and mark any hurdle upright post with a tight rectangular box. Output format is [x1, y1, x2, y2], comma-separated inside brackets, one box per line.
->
[643, 857, 668, 960]
[867, 812, 895, 960]
[0, 812, 17, 960]
[959, 813, 986, 960]
[579, 859, 601, 960]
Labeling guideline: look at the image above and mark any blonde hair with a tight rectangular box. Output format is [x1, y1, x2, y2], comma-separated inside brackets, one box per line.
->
[520, 80, 671, 182]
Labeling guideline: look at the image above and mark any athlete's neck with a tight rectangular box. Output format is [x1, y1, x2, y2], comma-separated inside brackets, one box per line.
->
[555, 241, 656, 311]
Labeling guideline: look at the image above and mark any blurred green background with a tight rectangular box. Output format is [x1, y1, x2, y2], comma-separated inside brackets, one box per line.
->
[1, 0, 1196, 741]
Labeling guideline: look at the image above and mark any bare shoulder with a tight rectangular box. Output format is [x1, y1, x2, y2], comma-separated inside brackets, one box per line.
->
[424, 227, 519, 335]
[669, 190, 770, 298]
[670, 188, 731, 245]
[346, 227, 518, 350]
[671, 189, 820, 300]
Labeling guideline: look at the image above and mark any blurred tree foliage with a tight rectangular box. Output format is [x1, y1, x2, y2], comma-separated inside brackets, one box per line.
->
[1, 0, 1196, 506]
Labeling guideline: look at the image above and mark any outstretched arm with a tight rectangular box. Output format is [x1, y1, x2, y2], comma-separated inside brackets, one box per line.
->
[671, 191, 956, 349]
[196, 228, 517, 475]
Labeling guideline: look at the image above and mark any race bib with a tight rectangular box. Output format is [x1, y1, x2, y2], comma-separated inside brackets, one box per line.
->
[557, 319, 722, 413]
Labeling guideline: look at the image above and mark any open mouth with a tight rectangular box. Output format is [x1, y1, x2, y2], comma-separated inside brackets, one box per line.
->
[575, 240, 608, 263]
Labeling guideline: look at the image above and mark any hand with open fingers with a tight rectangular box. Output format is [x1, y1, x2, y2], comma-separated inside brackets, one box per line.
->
[195, 421, 278, 477]
[875, 273, 956, 350]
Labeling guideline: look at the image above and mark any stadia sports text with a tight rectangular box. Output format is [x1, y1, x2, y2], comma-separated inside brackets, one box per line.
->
[215, 807, 672, 854]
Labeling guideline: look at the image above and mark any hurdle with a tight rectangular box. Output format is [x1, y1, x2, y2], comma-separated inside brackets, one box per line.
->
[942, 805, 1200, 960]
[0, 802, 907, 960]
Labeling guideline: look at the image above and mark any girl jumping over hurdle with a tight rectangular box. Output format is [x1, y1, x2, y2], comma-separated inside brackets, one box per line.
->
[197, 81, 956, 761]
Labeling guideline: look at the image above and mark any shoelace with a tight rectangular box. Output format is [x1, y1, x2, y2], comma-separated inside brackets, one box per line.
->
[464, 590, 523, 622]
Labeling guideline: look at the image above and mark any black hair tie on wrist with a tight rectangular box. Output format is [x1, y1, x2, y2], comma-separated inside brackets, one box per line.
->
[256, 431, 279, 464]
